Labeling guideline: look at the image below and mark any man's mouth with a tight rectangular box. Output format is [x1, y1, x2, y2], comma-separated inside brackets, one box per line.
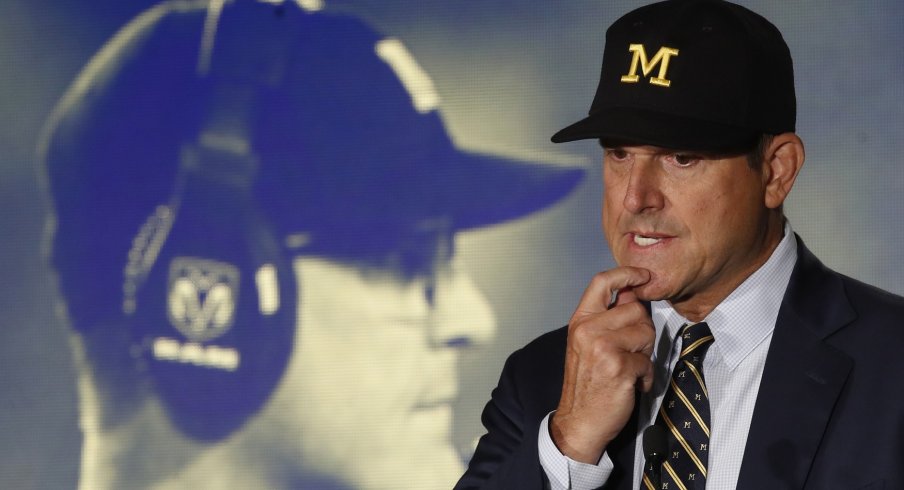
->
[409, 403, 454, 439]
[633, 234, 662, 246]
[631, 233, 669, 246]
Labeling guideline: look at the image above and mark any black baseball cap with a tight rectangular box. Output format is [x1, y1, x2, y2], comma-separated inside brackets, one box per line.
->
[552, 0, 796, 152]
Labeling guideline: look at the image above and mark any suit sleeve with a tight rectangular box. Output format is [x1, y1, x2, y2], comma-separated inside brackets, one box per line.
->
[454, 328, 568, 489]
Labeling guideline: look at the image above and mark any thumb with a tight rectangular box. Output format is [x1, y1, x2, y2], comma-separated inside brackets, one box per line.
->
[572, 267, 651, 320]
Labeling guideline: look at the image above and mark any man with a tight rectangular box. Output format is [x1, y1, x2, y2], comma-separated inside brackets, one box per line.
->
[457, 0, 904, 489]
[39, 1, 582, 489]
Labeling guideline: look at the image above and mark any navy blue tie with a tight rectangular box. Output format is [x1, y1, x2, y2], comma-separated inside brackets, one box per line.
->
[643, 322, 714, 490]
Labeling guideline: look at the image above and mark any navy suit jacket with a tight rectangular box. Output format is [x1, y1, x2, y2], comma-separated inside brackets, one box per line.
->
[456, 239, 904, 489]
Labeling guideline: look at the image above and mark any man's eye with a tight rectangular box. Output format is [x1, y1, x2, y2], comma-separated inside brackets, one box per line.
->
[605, 149, 631, 161]
[667, 153, 700, 167]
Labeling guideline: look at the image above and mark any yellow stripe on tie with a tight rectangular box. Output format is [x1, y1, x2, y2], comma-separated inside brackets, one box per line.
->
[680, 334, 714, 358]
[683, 360, 709, 399]
[660, 409, 708, 477]
[662, 461, 689, 490]
[670, 378, 710, 437]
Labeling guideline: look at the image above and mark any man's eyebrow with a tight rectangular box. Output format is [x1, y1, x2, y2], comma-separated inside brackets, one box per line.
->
[618, 149, 729, 160]
[598, 138, 739, 158]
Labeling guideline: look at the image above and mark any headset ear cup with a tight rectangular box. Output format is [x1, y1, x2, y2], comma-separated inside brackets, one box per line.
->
[129, 165, 296, 442]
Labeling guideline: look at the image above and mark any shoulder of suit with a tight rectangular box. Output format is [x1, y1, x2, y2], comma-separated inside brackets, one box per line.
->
[516, 325, 568, 357]
[501, 325, 568, 378]
[837, 272, 904, 314]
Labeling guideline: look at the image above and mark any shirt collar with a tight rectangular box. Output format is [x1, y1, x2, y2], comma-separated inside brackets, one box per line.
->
[651, 221, 798, 370]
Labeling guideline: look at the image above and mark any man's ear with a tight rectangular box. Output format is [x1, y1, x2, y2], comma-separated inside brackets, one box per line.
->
[763, 132, 805, 209]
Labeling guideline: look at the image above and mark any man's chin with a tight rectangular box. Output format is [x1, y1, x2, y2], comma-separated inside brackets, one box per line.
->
[629, 274, 675, 303]
[351, 445, 463, 490]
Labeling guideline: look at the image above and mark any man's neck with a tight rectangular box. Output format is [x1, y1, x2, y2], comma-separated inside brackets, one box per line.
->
[78, 399, 286, 490]
[670, 217, 787, 322]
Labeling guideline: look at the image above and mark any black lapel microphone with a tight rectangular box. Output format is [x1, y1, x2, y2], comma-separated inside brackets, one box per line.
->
[643, 425, 667, 488]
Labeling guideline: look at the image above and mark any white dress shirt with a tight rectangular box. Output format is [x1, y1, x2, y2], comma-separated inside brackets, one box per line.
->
[539, 223, 798, 489]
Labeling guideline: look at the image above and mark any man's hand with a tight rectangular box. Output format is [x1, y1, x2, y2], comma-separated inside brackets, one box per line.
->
[550, 266, 655, 464]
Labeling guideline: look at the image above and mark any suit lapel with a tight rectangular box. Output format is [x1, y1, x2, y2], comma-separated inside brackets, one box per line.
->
[736, 238, 854, 489]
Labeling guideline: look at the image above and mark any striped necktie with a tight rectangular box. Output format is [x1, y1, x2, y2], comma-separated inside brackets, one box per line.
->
[643, 322, 715, 490]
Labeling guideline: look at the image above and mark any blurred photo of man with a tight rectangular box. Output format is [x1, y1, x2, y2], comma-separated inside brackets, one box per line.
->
[38, 1, 582, 488]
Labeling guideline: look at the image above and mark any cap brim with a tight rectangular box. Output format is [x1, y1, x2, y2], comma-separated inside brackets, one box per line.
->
[551, 107, 759, 153]
[439, 151, 585, 230]
[267, 146, 586, 235]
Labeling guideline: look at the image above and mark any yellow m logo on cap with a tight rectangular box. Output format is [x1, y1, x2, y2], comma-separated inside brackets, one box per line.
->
[620, 44, 679, 87]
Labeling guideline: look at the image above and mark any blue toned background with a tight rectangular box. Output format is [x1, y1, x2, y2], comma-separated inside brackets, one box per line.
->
[0, 1, 902, 488]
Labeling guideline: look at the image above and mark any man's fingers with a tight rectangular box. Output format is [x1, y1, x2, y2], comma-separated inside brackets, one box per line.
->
[572, 267, 651, 319]
[639, 367, 654, 393]
[616, 350, 655, 393]
[612, 286, 638, 307]
[571, 299, 652, 339]
[572, 314, 654, 355]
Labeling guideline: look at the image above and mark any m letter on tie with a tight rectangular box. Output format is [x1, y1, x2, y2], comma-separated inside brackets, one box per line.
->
[643, 322, 714, 490]
[620, 44, 679, 87]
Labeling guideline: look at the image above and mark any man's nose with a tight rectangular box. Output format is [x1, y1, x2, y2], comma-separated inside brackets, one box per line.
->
[622, 159, 665, 214]
[428, 261, 496, 349]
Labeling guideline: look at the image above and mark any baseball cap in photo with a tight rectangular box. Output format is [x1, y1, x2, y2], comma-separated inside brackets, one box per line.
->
[552, 0, 796, 152]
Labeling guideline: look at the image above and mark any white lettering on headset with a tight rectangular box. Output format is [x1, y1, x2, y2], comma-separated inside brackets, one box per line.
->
[152, 337, 240, 371]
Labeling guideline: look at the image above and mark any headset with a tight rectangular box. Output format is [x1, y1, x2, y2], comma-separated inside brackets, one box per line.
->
[122, 97, 298, 440]
[43, 0, 313, 441]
